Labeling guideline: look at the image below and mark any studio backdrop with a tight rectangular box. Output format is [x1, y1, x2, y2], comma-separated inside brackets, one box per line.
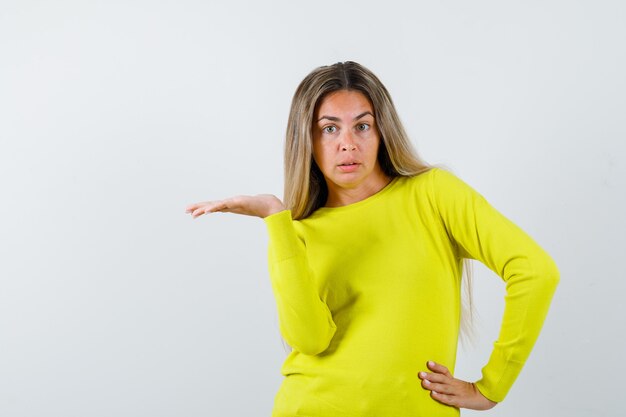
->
[1, 1, 624, 416]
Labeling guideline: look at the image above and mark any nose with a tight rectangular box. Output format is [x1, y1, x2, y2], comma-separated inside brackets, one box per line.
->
[340, 131, 357, 151]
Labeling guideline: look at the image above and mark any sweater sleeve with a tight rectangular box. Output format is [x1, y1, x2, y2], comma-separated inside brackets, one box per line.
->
[263, 209, 337, 356]
[429, 168, 560, 403]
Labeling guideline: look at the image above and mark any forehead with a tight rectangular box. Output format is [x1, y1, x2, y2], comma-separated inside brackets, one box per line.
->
[315, 90, 374, 117]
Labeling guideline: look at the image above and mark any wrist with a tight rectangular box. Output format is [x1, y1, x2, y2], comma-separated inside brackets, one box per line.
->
[264, 202, 286, 218]
[472, 382, 498, 406]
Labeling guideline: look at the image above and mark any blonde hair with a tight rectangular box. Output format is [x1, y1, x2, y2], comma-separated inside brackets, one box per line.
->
[284, 61, 431, 219]
[281, 61, 477, 349]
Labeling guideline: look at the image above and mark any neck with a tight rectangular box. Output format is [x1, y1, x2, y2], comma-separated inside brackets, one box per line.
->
[325, 171, 392, 208]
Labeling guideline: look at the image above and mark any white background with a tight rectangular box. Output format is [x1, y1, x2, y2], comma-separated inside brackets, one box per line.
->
[1, 1, 624, 416]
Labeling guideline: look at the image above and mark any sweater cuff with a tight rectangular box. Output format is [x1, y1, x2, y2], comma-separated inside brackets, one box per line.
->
[263, 209, 301, 262]
[474, 348, 525, 403]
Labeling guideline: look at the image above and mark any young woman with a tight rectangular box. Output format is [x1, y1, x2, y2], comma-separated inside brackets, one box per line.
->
[185, 61, 560, 416]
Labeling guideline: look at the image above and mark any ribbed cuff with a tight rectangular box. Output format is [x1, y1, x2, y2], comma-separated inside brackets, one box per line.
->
[474, 348, 525, 403]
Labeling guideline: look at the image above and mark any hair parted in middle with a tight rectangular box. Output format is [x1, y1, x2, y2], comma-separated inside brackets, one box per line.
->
[283, 61, 431, 221]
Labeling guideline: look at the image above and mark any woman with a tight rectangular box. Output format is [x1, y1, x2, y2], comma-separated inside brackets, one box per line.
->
[185, 61, 560, 416]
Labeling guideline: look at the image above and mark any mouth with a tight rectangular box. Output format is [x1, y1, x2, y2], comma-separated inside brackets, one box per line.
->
[337, 161, 360, 172]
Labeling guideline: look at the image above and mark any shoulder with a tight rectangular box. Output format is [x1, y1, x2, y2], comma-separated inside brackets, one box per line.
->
[427, 166, 466, 185]
[405, 166, 488, 215]
[425, 166, 480, 197]
[397, 166, 469, 195]
[397, 166, 460, 183]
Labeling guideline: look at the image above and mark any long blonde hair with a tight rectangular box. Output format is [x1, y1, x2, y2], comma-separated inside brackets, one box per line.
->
[282, 61, 477, 348]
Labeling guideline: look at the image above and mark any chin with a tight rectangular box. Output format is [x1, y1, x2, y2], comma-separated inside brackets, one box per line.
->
[331, 176, 366, 189]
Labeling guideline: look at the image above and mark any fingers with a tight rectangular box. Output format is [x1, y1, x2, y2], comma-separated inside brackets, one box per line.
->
[417, 370, 447, 384]
[185, 199, 235, 218]
[420, 377, 455, 395]
[186, 204, 220, 218]
[185, 203, 202, 213]
[430, 391, 460, 408]
[185, 202, 209, 215]
[417, 361, 451, 385]
[427, 360, 453, 377]
[419, 375, 464, 408]
[418, 361, 463, 406]
[418, 368, 455, 395]
[185, 194, 284, 219]
[417, 361, 496, 410]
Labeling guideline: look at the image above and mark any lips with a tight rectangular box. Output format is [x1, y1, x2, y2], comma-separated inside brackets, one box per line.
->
[337, 161, 360, 173]
[338, 160, 359, 166]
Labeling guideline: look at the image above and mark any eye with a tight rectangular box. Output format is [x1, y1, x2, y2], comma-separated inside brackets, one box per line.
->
[356, 123, 370, 131]
[322, 125, 337, 134]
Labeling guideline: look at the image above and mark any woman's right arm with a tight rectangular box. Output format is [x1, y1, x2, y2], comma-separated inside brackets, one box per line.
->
[264, 210, 337, 356]
[185, 195, 337, 356]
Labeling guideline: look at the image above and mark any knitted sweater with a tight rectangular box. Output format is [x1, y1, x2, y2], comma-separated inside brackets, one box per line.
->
[263, 167, 559, 416]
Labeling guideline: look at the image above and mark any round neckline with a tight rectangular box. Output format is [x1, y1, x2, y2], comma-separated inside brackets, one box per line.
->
[312, 176, 403, 215]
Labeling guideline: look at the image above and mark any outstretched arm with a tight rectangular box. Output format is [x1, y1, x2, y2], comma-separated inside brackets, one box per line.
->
[185, 194, 285, 219]
[185, 195, 337, 356]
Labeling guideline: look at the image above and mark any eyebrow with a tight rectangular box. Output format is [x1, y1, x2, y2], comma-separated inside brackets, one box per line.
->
[317, 111, 374, 123]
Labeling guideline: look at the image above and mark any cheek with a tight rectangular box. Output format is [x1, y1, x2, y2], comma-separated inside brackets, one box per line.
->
[313, 141, 331, 164]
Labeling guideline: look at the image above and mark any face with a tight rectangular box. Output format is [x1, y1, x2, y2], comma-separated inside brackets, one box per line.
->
[312, 90, 387, 196]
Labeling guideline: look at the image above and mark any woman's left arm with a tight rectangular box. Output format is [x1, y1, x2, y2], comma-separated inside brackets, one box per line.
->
[419, 168, 560, 408]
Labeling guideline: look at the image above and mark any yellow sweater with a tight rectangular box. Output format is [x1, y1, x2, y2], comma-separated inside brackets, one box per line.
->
[263, 167, 559, 416]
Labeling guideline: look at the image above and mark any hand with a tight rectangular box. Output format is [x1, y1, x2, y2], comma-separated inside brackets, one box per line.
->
[418, 361, 497, 411]
[185, 194, 285, 219]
